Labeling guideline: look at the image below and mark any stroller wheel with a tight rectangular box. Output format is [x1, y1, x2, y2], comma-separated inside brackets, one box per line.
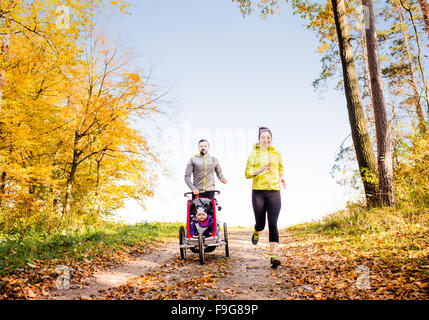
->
[179, 225, 187, 260]
[198, 232, 205, 265]
[224, 222, 229, 257]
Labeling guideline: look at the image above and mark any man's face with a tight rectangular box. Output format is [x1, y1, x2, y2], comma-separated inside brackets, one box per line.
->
[198, 142, 209, 155]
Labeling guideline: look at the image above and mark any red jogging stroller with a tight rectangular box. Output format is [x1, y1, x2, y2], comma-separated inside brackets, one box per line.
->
[179, 190, 229, 264]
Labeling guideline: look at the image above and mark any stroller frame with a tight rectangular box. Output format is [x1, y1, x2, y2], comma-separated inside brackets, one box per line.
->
[179, 190, 229, 264]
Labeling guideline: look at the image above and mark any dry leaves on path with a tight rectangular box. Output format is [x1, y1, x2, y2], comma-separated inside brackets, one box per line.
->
[273, 231, 429, 300]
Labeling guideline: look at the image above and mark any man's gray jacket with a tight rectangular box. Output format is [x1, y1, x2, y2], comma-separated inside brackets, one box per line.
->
[184, 153, 225, 192]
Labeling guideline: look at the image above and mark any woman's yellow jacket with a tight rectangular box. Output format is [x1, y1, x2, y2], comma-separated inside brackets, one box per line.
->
[245, 143, 284, 190]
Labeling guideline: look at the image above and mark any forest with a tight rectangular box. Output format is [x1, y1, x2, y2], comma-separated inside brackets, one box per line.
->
[0, 0, 427, 300]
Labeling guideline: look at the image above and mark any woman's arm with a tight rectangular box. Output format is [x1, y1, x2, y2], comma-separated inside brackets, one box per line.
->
[279, 153, 286, 189]
[253, 165, 270, 176]
[244, 154, 254, 179]
[245, 152, 269, 178]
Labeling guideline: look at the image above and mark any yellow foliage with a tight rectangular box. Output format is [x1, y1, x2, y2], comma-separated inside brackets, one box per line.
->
[317, 42, 330, 54]
[394, 132, 429, 208]
[0, 0, 159, 234]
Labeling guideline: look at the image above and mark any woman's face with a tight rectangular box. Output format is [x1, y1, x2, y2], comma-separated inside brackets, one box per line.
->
[259, 131, 272, 147]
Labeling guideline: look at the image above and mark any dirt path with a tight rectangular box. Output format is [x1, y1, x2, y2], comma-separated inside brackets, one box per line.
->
[48, 228, 288, 300]
[52, 241, 178, 300]
[42, 226, 429, 300]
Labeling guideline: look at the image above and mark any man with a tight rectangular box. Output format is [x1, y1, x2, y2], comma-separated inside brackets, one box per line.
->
[184, 139, 227, 199]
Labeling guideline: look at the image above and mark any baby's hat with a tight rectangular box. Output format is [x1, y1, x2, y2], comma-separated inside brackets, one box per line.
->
[196, 205, 206, 213]
[196, 206, 207, 217]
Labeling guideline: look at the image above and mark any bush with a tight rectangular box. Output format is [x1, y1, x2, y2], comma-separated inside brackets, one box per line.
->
[393, 132, 429, 208]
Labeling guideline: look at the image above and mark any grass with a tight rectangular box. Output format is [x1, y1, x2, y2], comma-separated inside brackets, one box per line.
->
[287, 204, 429, 269]
[0, 220, 181, 279]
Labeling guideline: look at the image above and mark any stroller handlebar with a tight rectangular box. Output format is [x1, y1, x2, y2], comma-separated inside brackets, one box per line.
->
[184, 190, 221, 198]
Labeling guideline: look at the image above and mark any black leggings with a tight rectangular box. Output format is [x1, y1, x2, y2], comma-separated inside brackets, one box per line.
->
[252, 190, 281, 243]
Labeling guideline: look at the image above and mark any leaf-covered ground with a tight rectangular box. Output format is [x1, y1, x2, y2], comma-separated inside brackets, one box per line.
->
[0, 221, 179, 299]
[36, 228, 428, 300]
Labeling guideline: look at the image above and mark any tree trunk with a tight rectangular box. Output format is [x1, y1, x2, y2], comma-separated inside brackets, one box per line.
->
[417, 0, 429, 41]
[362, 0, 395, 206]
[0, 171, 6, 205]
[94, 158, 102, 215]
[1, 30, 10, 206]
[0, 34, 8, 104]
[399, 0, 429, 117]
[62, 132, 80, 216]
[63, 159, 77, 216]
[359, 17, 375, 133]
[331, 0, 380, 207]
[395, 4, 427, 132]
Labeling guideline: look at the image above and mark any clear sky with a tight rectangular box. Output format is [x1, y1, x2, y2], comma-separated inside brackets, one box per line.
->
[106, 0, 361, 227]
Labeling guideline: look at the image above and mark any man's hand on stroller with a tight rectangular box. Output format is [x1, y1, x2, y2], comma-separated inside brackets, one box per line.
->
[193, 189, 199, 195]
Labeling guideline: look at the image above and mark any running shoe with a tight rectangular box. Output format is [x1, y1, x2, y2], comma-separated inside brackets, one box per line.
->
[270, 254, 281, 268]
[251, 230, 260, 245]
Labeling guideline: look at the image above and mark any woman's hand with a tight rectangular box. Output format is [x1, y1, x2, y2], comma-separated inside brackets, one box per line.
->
[253, 163, 271, 176]
[221, 178, 227, 184]
[280, 177, 286, 189]
[254, 164, 270, 176]
[263, 163, 271, 171]
[253, 164, 269, 176]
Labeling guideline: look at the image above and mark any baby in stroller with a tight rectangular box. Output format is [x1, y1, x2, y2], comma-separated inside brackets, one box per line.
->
[189, 198, 215, 237]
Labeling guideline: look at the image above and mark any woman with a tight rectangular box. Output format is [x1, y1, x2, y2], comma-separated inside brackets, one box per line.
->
[245, 126, 286, 268]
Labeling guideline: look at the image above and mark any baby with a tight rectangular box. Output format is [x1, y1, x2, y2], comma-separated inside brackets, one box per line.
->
[190, 206, 214, 237]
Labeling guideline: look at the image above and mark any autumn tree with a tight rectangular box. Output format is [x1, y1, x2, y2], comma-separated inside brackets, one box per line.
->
[0, 28, 69, 212]
[380, 0, 427, 133]
[61, 37, 161, 216]
[416, 0, 429, 41]
[233, 0, 380, 206]
[301, 0, 428, 137]
[0, 0, 162, 233]
[0, 0, 106, 208]
[398, 0, 429, 118]
[331, 0, 382, 206]
[361, 0, 395, 206]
